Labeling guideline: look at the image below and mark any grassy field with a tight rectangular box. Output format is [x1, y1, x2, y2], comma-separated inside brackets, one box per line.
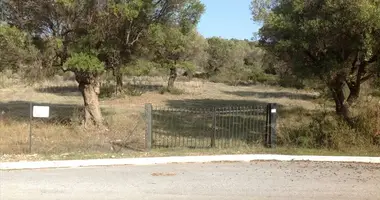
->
[0, 74, 379, 160]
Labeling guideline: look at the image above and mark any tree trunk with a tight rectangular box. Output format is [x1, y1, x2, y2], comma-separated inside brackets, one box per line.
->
[346, 83, 360, 106]
[76, 72, 103, 129]
[346, 64, 364, 106]
[167, 67, 177, 91]
[115, 68, 123, 94]
[329, 74, 354, 126]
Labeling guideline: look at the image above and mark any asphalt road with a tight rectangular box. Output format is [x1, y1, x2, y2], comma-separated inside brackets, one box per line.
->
[1, 161, 379, 200]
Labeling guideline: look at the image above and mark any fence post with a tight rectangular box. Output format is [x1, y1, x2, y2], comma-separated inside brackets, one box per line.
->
[211, 107, 216, 148]
[145, 103, 153, 151]
[29, 102, 33, 154]
[267, 103, 277, 148]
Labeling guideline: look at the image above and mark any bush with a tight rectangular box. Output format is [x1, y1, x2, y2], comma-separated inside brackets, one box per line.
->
[278, 103, 380, 150]
[99, 83, 117, 99]
[253, 73, 278, 85]
[278, 75, 305, 89]
[0, 70, 21, 88]
[208, 69, 279, 86]
[159, 87, 184, 95]
[100, 83, 144, 99]
[353, 102, 380, 146]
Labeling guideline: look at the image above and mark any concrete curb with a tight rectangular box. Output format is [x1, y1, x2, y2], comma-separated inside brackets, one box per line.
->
[1, 154, 380, 170]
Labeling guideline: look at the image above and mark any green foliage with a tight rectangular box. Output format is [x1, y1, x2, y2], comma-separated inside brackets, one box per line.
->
[277, 75, 305, 89]
[159, 86, 185, 95]
[279, 105, 379, 150]
[148, 24, 187, 65]
[148, 24, 206, 72]
[252, 0, 380, 123]
[250, 0, 275, 22]
[109, 0, 143, 20]
[254, 0, 380, 81]
[204, 37, 279, 86]
[123, 59, 158, 76]
[63, 53, 104, 73]
[205, 37, 232, 75]
[0, 24, 37, 72]
[178, 0, 205, 33]
[145, 0, 205, 84]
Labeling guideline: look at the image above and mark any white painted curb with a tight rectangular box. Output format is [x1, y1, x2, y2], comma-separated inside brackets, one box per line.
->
[1, 154, 379, 170]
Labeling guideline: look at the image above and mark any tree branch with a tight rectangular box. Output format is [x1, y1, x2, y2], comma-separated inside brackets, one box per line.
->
[350, 51, 359, 75]
[303, 50, 318, 62]
[361, 74, 374, 82]
[364, 54, 378, 65]
[60, 66, 69, 73]
[125, 19, 134, 45]
[130, 31, 142, 46]
[153, 0, 165, 7]
[61, 29, 73, 37]
[345, 79, 355, 90]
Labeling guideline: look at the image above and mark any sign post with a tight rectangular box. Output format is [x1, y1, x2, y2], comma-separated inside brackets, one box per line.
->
[29, 103, 50, 153]
[29, 102, 32, 153]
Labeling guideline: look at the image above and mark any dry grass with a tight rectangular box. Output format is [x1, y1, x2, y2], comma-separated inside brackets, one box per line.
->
[6, 74, 373, 160]
[0, 104, 147, 155]
[1, 146, 380, 162]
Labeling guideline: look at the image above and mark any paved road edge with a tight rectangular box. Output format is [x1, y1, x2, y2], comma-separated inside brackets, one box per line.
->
[1, 154, 380, 170]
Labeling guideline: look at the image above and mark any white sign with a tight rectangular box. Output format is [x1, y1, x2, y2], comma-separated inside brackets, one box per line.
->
[271, 109, 277, 113]
[33, 106, 50, 118]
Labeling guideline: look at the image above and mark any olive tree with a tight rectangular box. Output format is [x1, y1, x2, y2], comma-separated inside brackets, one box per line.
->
[146, 0, 205, 91]
[0, 24, 37, 74]
[5, 0, 110, 128]
[148, 25, 207, 91]
[5, 0, 207, 127]
[251, 0, 380, 125]
[97, 0, 206, 92]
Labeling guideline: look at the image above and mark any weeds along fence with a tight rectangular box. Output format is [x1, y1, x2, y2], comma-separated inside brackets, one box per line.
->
[0, 101, 84, 154]
[0, 101, 146, 155]
[0, 101, 277, 155]
[145, 103, 277, 149]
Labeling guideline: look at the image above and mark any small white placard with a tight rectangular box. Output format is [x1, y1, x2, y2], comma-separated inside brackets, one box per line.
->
[271, 109, 277, 113]
[33, 106, 50, 118]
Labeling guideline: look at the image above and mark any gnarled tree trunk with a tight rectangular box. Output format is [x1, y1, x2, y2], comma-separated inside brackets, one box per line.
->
[167, 67, 177, 91]
[116, 69, 123, 93]
[329, 73, 354, 126]
[75, 72, 103, 129]
[111, 66, 124, 94]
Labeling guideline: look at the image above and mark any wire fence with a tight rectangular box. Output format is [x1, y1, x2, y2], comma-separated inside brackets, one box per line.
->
[147, 103, 277, 149]
[0, 101, 277, 155]
[0, 101, 146, 155]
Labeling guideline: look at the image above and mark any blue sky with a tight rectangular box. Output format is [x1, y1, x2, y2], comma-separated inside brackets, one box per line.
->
[197, 0, 261, 40]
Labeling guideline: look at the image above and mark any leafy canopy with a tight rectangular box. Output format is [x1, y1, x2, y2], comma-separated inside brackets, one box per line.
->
[253, 0, 380, 81]
[146, 0, 205, 71]
[63, 53, 104, 73]
[0, 24, 37, 72]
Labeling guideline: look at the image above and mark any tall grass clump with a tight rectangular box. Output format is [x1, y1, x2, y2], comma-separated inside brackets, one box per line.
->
[278, 101, 380, 151]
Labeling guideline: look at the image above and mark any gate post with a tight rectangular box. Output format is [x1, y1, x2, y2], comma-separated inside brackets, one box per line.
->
[145, 103, 153, 151]
[29, 102, 33, 153]
[267, 103, 277, 148]
[211, 107, 216, 148]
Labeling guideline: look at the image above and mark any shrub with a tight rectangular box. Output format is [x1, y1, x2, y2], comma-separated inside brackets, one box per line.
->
[99, 83, 117, 99]
[159, 86, 184, 95]
[353, 102, 380, 146]
[208, 68, 279, 86]
[278, 102, 380, 150]
[253, 73, 278, 85]
[0, 70, 21, 88]
[278, 75, 305, 89]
